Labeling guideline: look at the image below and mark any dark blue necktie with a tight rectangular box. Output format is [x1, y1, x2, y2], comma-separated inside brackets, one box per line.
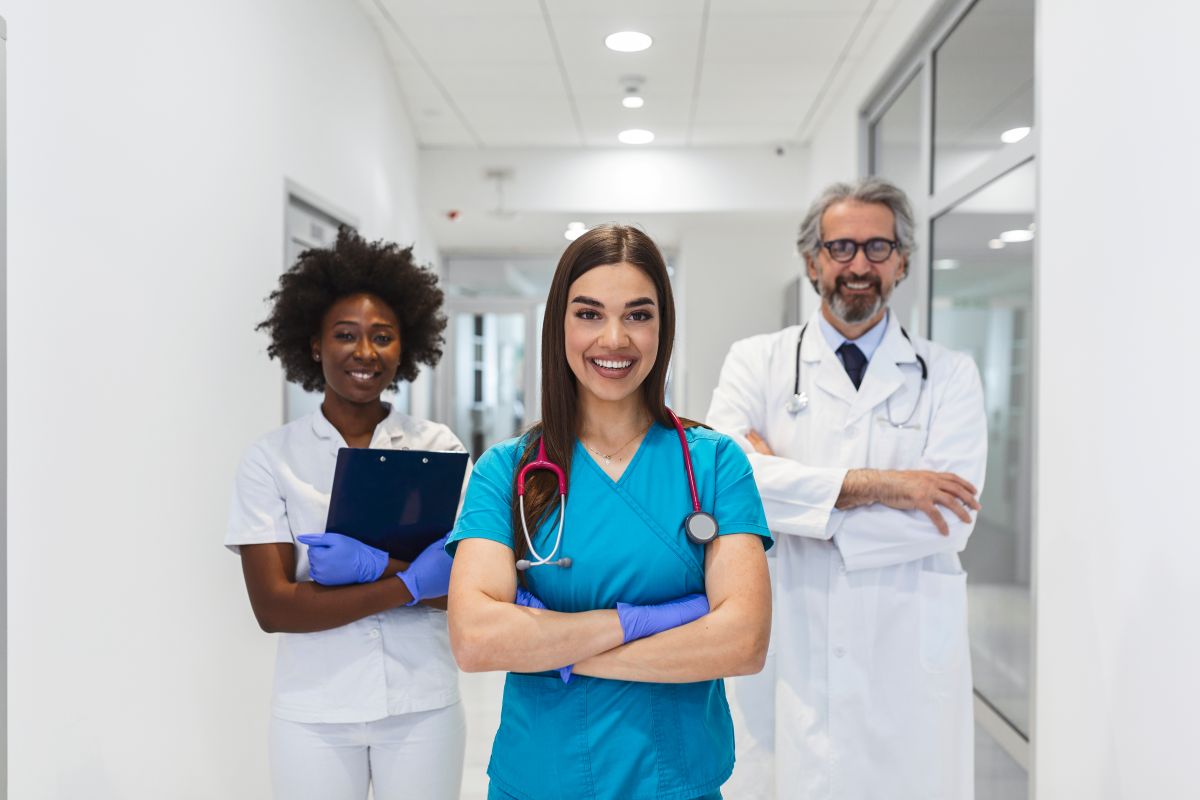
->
[837, 342, 868, 390]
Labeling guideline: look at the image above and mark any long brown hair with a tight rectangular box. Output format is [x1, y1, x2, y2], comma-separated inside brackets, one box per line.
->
[511, 224, 694, 565]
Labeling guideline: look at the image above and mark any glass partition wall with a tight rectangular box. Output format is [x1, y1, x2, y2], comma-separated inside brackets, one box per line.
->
[865, 0, 1036, 796]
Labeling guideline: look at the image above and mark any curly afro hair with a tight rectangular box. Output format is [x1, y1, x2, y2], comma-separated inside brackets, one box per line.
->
[258, 226, 447, 392]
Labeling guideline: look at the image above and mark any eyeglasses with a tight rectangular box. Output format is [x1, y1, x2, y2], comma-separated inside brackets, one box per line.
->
[820, 238, 899, 264]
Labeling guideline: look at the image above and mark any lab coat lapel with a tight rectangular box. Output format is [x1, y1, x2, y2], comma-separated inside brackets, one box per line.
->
[847, 315, 916, 424]
[804, 315, 859, 408]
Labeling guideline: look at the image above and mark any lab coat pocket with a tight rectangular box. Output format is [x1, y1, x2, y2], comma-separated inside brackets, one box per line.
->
[917, 569, 969, 674]
[871, 419, 927, 469]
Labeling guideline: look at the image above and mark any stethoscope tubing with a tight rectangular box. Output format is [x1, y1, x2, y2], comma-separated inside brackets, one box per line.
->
[514, 407, 709, 569]
[666, 408, 703, 515]
[790, 323, 929, 427]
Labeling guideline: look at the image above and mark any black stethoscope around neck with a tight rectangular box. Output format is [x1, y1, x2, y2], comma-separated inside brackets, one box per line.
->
[786, 323, 929, 429]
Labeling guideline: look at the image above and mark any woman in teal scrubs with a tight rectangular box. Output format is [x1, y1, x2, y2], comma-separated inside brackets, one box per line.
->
[447, 224, 773, 800]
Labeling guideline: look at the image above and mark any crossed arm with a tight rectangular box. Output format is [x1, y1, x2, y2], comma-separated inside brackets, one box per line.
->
[239, 543, 446, 634]
[448, 534, 770, 682]
[745, 430, 980, 535]
[707, 339, 987, 570]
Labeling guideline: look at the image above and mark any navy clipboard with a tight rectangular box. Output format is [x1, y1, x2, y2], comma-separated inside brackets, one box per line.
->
[325, 448, 469, 562]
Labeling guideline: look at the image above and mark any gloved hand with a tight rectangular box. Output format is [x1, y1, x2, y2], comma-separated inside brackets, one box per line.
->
[296, 533, 388, 586]
[616, 593, 709, 644]
[513, 587, 573, 684]
[396, 535, 453, 606]
[514, 586, 546, 610]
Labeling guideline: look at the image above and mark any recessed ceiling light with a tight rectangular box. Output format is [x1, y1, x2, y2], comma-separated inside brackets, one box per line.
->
[988, 239, 1006, 250]
[934, 259, 960, 271]
[622, 95, 645, 109]
[605, 31, 653, 52]
[564, 221, 587, 241]
[999, 229, 1035, 243]
[1001, 126, 1031, 144]
[618, 129, 654, 145]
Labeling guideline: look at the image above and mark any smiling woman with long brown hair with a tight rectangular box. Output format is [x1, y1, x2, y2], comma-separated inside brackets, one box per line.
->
[226, 228, 467, 800]
[446, 224, 773, 800]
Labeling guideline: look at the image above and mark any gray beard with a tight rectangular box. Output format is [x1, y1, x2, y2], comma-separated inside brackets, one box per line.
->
[825, 284, 888, 324]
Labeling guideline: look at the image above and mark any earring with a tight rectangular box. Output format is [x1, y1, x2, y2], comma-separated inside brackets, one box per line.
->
[313, 353, 321, 361]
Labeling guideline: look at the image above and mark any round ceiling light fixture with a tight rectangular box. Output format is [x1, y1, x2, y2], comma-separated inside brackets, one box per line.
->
[622, 95, 645, 109]
[564, 221, 587, 241]
[1000, 126, 1032, 144]
[988, 239, 1006, 250]
[999, 228, 1035, 243]
[618, 128, 655, 145]
[605, 31, 653, 52]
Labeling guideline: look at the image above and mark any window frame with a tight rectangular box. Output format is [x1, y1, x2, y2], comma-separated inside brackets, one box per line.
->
[859, 0, 1039, 785]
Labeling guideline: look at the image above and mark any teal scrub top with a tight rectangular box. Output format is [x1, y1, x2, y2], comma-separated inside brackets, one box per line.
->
[447, 422, 772, 800]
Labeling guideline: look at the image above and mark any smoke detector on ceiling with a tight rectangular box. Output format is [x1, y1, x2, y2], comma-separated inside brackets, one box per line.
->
[484, 169, 517, 220]
[621, 75, 645, 109]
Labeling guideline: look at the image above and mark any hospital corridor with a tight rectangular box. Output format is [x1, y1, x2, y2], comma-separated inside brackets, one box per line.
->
[3, 1, 1198, 799]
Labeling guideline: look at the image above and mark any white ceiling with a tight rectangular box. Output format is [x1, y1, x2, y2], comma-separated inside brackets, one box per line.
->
[357, 0, 903, 148]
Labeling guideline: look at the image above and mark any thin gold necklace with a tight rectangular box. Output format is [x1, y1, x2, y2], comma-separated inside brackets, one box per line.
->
[582, 420, 652, 466]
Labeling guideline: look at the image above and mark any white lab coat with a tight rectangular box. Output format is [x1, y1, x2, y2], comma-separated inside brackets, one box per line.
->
[706, 310, 986, 800]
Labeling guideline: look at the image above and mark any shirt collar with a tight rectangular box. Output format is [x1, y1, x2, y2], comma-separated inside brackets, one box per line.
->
[309, 401, 406, 448]
[817, 309, 890, 363]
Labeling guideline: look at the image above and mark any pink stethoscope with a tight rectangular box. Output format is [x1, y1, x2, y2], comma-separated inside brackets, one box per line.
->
[515, 408, 719, 570]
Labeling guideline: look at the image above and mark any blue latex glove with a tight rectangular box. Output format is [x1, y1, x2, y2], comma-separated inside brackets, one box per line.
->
[514, 586, 546, 610]
[296, 533, 388, 586]
[616, 593, 710, 644]
[514, 587, 573, 684]
[396, 535, 453, 606]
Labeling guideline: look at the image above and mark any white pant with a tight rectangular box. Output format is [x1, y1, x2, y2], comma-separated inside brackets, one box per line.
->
[269, 703, 466, 800]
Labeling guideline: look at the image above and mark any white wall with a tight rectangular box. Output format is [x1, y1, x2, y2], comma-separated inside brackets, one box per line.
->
[676, 216, 804, 420]
[422, 146, 809, 216]
[5, 1, 431, 796]
[1035, 1, 1200, 796]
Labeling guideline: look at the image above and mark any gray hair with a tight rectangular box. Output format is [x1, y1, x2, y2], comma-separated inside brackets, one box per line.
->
[796, 177, 917, 261]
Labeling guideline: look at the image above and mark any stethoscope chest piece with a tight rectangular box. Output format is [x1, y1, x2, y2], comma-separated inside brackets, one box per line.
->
[786, 392, 809, 415]
[684, 510, 719, 545]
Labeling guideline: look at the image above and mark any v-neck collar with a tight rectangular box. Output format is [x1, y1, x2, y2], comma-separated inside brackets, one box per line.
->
[576, 421, 659, 488]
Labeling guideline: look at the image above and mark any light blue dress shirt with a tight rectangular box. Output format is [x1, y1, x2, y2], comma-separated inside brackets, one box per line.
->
[818, 310, 889, 365]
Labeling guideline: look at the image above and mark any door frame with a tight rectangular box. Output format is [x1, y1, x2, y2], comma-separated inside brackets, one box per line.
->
[436, 297, 543, 438]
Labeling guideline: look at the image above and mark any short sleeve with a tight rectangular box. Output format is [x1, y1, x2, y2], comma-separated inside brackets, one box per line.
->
[445, 442, 519, 557]
[225, 443, 293, 554]
[713, 435, 773, 551]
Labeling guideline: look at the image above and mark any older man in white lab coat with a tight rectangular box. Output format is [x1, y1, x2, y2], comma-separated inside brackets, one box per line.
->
[707, 177, 987, 800]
